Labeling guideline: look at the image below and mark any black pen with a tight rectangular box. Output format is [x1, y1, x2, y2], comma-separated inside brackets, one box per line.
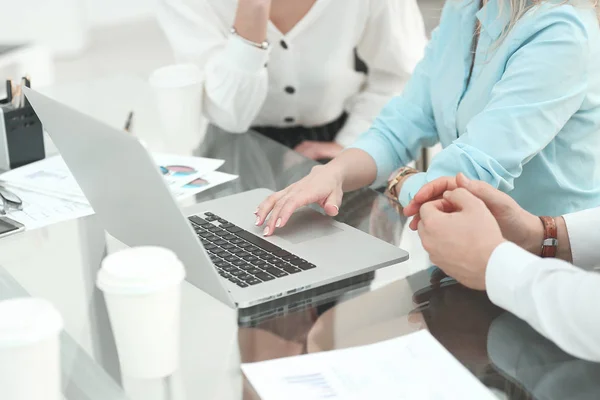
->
[5, 80, 12, 104]
[124, 111, 134, 133]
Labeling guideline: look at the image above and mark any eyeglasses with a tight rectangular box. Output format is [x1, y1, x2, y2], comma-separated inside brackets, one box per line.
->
[0, 187, 22, 215]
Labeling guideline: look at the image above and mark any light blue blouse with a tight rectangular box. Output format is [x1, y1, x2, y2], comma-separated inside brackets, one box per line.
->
[349, 0, 600, 216]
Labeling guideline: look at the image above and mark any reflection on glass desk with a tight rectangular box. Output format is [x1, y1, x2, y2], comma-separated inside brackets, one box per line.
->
[0, 125, 598, 399]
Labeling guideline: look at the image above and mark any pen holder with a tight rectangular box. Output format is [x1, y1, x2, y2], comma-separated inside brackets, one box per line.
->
[0, 102, 45, 170]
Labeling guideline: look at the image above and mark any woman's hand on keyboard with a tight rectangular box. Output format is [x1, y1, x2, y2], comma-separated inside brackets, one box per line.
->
[256, 165, 343, 236]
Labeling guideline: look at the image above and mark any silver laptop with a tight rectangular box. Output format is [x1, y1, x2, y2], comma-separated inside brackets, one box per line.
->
[25, 88, 409, 309]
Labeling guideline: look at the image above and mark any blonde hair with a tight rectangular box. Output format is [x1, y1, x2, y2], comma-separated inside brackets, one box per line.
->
[497, 0, 600, 43]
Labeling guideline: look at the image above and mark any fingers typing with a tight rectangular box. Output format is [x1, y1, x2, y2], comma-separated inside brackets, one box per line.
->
[256, 190, 286, 226]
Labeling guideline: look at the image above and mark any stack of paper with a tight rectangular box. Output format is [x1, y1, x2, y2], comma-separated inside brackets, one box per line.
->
[0, 155, 238, 229]
[3, 188, 94, 230]
[242, 330, 496, 400]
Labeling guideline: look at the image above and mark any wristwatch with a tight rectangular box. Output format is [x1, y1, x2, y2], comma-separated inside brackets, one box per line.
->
[386, 167, 418, 200]
[539, 216, 558, 258]
[230, 27, 270, 50]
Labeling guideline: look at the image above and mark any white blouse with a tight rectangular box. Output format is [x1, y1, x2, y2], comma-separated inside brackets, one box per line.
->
[486, 207, 600, 362]
[157, 0, 427, 146]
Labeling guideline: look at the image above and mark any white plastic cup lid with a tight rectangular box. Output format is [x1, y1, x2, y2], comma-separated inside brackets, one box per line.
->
[0, 298, 63, 348]
[97, 247, 186, 295]
[149, 64, 203, 89]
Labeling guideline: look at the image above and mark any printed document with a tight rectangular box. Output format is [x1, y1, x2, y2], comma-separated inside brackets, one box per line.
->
[0, 155, 237, 229]
[0, 154, 225, 204]
[4, 187, 93, 229]
[242, 330, 495, 400]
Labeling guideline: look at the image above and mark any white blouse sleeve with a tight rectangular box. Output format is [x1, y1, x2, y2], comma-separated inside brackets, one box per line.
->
[334, 0, 428, 147]
[562, 207, 600, 270]
[486, 241, 600, 362]
[157, 0, 269, 133]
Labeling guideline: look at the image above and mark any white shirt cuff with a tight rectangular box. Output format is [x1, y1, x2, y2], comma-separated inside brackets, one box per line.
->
[562, 208, 600, 271]
[485, 241, 540, 313]
[220, 35, 269, 73]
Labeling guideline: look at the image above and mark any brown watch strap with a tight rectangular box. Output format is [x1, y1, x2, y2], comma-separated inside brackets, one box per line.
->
[539, 216, 558, 258]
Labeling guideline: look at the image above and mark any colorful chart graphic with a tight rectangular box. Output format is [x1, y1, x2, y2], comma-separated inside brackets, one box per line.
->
[160, 165, 196, 177]
[184, 178, 209, 189]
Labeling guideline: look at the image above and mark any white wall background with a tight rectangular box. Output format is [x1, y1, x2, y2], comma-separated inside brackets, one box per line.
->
[83, 0, 156, 27]
[0, 0, 87, 54]
[0, 0, 157, 56]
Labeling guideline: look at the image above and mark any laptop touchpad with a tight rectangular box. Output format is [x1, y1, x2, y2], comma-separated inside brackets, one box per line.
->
[275, 208, 343, 244]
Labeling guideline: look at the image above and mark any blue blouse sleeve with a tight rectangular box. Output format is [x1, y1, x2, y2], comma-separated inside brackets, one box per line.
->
[399, 8, 589, 206]
[348, 26, 442, 188]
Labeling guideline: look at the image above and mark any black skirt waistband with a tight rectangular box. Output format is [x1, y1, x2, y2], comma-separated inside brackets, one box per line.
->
[253, 113, 348, 150]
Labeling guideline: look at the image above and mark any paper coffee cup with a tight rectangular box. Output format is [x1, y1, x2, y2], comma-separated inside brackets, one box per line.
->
[97, 246, 186, 379]
[121, 373, 186, 400]
[0, 298, 63, 400]
[149, 64, 205, 145]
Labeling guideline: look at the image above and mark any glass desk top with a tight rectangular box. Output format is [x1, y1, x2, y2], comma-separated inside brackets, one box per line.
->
[0, 76, 598, 400]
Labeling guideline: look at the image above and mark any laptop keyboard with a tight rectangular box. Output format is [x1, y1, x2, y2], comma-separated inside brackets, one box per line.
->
[188, 212, 317, 288]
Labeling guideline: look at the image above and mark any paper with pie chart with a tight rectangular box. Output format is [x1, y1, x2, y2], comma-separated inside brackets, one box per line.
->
[0, 154, 229, 202]
[0, 154, 237, 229]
